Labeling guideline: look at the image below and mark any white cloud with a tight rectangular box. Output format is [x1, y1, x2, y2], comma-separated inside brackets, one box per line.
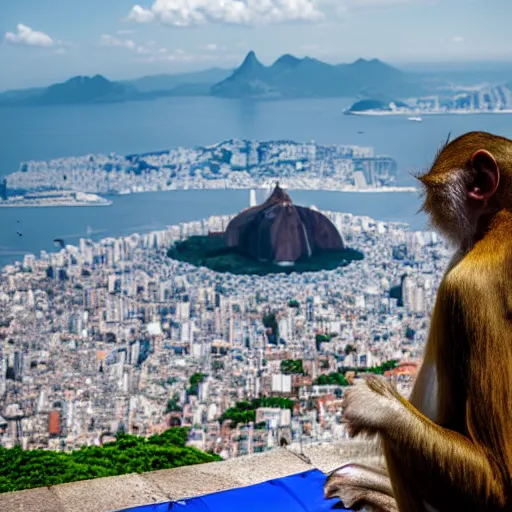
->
[202, 43, 228, 52]
[337, 0, 430, 5]
[452, 36, 464, 43]
[4, 24, 54, 47]
[101, 34, 161, 58]
[128, 5, 155, 23]
[127, 0, 435, 27]
[100, 34, 137, 50]
[128, 0, 324, 26]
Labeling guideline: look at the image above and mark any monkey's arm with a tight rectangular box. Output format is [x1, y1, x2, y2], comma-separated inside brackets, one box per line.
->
[382, 391, 506, 507]
[346, 375, 509, 509]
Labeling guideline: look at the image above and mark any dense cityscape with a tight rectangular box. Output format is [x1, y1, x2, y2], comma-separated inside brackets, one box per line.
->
[3, 140, 402, 202]
[348, 84, 512, 116]
[0, 198, 450, 459]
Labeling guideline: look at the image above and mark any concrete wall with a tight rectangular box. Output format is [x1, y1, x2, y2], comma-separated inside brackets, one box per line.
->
[0, 441, 383, 512]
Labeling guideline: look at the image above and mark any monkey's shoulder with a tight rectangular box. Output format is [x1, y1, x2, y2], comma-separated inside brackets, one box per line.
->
[444, 248, 512, 322]
[447, 242, 512, 286]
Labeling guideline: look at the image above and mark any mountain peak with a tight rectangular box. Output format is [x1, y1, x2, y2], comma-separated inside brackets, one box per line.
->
[232, 51, 266, 79]
[272, 54, 302, 69]
[242, 51, 261, 66]
[211, 52, 415, 99]
[65, 75, 111, 85]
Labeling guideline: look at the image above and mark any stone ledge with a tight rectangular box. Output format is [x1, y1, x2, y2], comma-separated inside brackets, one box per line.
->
[0, 443, 382, 512]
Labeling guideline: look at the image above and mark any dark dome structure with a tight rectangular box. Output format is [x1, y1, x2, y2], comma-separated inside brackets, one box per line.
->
[225, 184, 344, 265]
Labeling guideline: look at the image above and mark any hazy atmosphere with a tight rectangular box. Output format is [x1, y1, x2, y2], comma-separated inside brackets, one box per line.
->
[1, 0, 510, 90]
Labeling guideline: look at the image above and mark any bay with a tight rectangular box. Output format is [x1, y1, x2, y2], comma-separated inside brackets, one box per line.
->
[2, 96, 512, 267]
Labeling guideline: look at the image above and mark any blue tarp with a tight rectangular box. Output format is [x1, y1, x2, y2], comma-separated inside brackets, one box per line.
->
[117, 469, 348, 512]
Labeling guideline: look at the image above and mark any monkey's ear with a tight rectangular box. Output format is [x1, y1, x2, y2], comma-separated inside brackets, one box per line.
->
[469, 149, 500, 202]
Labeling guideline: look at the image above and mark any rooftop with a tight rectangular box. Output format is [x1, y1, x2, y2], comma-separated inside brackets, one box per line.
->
[0, 442, 382, 512]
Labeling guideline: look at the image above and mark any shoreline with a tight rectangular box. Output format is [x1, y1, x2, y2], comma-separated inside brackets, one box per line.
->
[115, 185, 419, 195]
[346, 110, 512, 117]
[1, 209, 413, 272]
[0, 187, 418, 207]
[0, 202, 112, 208]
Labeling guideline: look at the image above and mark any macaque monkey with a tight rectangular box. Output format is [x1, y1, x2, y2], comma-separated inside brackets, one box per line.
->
[325, 132, 512, 512]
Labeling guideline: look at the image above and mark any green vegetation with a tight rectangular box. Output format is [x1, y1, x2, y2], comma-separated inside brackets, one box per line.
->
[314, 373, 350, 386]
[315, 333, 337, 351]
[344, 344, 357, 355]
[167, 235, 364, 276]
[165, 395, 182, 413]
[313, 361, 399, 387]
[341, 360, 399, 376]
[0, 428, 220, 494]
[280, 360, 305, 375]
[359, 360, 399, 375]
[219, 397, 295, 427]
[187, 372, 206, 396]
[262, 312, 279, 343]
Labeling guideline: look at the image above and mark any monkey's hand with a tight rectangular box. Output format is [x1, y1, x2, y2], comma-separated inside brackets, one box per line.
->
[342, 375, 403, 438]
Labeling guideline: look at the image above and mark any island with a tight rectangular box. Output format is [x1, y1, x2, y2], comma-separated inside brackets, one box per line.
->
[0, 191, 112, 207]
[4, 139, 415, 198]
[345, 83, 512, 116]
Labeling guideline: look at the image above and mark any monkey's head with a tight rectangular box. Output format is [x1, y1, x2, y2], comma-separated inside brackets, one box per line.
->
[416, 131, 512, 249]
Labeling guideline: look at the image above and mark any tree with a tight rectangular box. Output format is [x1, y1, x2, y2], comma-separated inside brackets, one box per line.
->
[280, 360, 305, 375]
[313, 373, 349, 387]
[0, 428, 220, 495]
[187, 372, 206, 396]
[315, 333, 332, 351]
[165, 397, 182, 414]
[262, 312, 279, 344]
[344, 344, 357, 356]
[219, 396, 295, 428]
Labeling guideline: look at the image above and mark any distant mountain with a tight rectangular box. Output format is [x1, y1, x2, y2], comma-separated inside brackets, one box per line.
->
[0, 68, 234, 107]
[0, 75, 140, 107]
[211, 52, 434, 100]
[1, 55, 499, 107]
[128, 67, 233, 93]
[346, 99, 410, 113]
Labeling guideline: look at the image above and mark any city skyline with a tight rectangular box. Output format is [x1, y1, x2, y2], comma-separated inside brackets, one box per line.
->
[0, 0, 510, 90]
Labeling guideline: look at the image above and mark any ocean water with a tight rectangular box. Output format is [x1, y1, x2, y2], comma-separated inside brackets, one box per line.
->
[1, 96, 512, 266]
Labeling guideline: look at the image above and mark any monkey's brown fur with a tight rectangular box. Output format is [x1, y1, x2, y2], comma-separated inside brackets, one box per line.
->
[326, 132, 512, 512]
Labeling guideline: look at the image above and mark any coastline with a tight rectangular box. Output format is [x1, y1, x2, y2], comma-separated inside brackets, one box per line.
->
[0, 202, 112, 208]
[0, 187, 418, 206]
[1, 209, 411, 272]
[346, 109, 512, 117]
[115, 185, 419, 195]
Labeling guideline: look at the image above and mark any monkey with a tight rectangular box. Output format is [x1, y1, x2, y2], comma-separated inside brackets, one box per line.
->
[325, 131, 512, 512]
[324, 462, 397, 511]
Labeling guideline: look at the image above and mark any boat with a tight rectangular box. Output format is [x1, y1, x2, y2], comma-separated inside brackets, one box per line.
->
[408, 116, 423, 122]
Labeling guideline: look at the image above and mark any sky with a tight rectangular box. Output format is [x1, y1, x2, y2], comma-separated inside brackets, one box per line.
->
[0, 0, 510, 91]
